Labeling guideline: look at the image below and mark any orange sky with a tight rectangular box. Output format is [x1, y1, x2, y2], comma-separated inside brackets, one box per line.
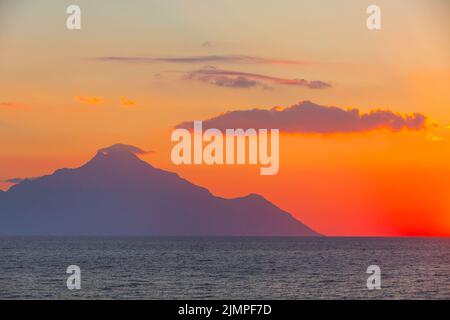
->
[0, 0, 449, 236]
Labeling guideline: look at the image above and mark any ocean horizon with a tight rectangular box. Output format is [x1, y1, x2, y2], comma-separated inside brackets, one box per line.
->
[1, 236, 449, 300]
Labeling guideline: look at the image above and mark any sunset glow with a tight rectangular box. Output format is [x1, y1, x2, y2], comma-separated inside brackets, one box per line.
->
[1, 0, 449, 236]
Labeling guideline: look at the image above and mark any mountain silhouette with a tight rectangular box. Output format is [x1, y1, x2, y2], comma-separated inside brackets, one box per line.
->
[0, 144, 320, 236]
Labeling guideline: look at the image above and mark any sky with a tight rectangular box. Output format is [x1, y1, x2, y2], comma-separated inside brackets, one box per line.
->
[0, 0, 449, 236]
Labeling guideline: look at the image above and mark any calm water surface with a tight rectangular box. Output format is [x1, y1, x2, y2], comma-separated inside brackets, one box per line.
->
[0, 237, 449, 299]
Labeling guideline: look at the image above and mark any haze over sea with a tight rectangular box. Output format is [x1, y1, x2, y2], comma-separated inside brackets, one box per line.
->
[0, 237, 449, 299]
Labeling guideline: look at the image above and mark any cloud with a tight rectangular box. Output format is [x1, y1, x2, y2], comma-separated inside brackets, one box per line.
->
[176, 100, 428, 134]
[201, 41, 214, 48]
[75, 96, 104, 105]
[92, 55, 310, 66]
[97, 144, 155, 156]
[187, 73, 269, 89]
[0, 102, 23, 108]
[425, 133, 444, 142]
[119, 96, 136, 107]
[186, 67, 331, 90]
[4, 177, 38, 184]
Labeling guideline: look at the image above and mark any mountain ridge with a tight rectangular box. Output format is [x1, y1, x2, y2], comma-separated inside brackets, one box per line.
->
[0, 144, 320, 236]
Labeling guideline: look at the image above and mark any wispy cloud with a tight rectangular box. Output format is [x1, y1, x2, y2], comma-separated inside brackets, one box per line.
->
[425, 132, 444, 142]
[201, 41, 214, 48]
[98, 144, 155, 156]
[119, 96, 136, 107]
[75, 96, 104, 105]
[176, 100, 428, 134]
[4, 177, 38, 184]
[185, 67, 331, 90]
[0, 102, 24, 108]
[92, 54, 310, 66]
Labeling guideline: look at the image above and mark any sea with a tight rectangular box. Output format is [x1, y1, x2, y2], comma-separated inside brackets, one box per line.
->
[0, 237, 449, 299]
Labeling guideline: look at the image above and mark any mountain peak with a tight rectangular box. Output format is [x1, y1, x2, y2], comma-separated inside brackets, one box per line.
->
[0, 144, 320, 236]
[80, 143, 155, 172]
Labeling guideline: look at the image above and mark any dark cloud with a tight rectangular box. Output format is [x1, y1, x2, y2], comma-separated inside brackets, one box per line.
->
[197, 75, 262, 89]
[185, 71, 270, 89]
[92, 55, 326, 90]
[92, 55, 309, 65]
[176, 101, 427, 133]
[186, 68, 331, 90]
